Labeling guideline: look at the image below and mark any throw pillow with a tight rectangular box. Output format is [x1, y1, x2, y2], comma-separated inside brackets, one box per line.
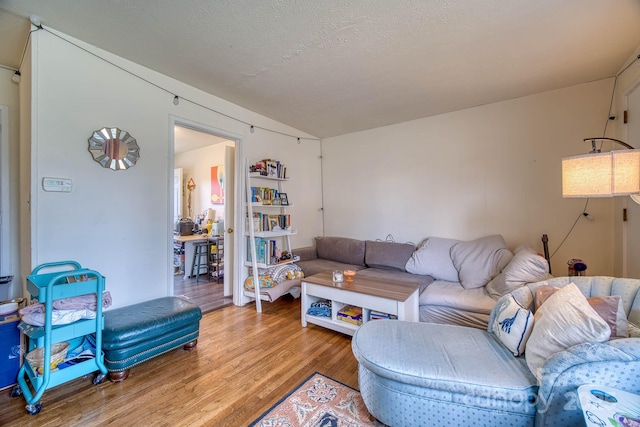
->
[525, 283, 611, 381]
[450, 235, 513, 289]
[491, 295, 534, 356]
[243, 275, 276, 290]
[534, 285, 628, 338]
[486, 248, 549, 299]
[404, 237, 460, 281]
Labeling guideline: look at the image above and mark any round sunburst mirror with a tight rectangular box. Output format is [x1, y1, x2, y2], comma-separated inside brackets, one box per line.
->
[88, 127, 140, 171]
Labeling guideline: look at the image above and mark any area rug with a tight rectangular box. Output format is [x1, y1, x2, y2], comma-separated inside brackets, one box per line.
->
[249, 372, 383, 427]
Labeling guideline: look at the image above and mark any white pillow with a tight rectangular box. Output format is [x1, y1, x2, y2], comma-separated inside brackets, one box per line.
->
[486, 248, 549, 299]
[404, 237, 460, 282]
[450, 235, 513, 289]
[491, 294, 534, 356]
[525, 283, 611, 381]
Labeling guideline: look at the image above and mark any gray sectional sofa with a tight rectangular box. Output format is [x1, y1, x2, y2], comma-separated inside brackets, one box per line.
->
[295, 235, 550, 329]
[352, 276, 640, 427]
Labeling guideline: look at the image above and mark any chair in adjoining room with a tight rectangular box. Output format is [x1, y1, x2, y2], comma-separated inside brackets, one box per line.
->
[190, 241, 211, 282]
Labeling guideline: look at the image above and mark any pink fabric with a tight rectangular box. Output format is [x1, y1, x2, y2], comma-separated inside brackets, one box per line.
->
[52, 291, 112, 311]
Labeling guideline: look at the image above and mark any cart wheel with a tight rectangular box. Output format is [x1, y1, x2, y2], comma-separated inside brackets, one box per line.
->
[93, 373, 106, 385]
[9, 385, 22, 398]
[26, 402, 42, 415]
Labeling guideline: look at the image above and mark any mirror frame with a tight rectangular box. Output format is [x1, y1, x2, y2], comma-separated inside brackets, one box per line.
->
[88, 127, 140, 171]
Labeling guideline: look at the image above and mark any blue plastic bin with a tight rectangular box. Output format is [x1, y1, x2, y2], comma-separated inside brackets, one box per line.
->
[0, 319, 21, 389]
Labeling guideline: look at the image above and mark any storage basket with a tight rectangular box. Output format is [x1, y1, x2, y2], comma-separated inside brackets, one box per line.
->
[26, 342, 69, 373]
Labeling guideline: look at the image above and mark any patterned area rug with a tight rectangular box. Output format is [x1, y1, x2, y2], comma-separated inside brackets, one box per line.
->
[249, 372, 382, 427]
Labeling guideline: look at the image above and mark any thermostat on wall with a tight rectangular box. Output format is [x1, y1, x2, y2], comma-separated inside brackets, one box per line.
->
[42, 177, 73, 192]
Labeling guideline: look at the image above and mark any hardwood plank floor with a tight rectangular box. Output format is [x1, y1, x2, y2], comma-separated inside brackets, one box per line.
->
[0, 296, 359, 427]
[173, 272, 233, 314]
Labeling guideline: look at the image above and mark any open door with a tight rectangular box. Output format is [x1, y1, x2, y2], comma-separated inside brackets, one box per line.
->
[223, 146, 235, 296]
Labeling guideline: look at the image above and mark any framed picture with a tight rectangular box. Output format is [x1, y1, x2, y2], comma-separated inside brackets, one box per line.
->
[279, 193, 289, 206]
[268, 215, 280, 231]
[210, 165, 225, 204]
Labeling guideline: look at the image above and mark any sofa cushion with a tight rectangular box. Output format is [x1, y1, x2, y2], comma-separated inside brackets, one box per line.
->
[450, 235, 513, 289]
[525, 283, 611, 381]
[315, 236, 366, 266]
[352, 320, 538, 404]
[490, 294, 534, 356]
[419, 281, 496, 314]
[486, 247, 549, 299]
[404, 237, 460, 281]
[365, 240, 415, 271]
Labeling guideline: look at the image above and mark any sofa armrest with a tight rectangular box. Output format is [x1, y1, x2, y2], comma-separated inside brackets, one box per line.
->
[535, 339, 640, 426]
[293, 246, 318, 262]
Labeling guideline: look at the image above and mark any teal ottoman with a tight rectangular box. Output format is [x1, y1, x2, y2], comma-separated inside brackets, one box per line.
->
[102, 297, 202, 381]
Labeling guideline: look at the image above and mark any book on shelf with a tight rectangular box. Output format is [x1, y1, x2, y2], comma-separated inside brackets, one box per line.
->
[369, 310, 398, 320]
[245, 212, 291, 232]
[250, 159, 287, 179]
[337, 305, 363, 326]
[247, 237, 287, 266]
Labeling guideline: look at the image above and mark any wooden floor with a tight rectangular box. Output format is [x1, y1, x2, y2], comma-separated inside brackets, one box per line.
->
[173, 272, 233, 314]
[0, 296, 359, 427]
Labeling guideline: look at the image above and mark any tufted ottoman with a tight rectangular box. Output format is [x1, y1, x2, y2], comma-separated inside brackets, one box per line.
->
[102, 297, 202, 381]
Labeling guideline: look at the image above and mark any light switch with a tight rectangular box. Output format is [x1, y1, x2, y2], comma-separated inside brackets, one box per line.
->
[42, 177, 73, 192]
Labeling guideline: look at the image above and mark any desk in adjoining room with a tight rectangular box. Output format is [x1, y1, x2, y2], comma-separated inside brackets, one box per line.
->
[173, 235, 210, 279]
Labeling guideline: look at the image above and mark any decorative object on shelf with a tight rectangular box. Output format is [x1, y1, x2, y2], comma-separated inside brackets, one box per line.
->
[343, 269, 357, 283]
[88, 127, 140, 171]
[279, 193, 289, 206]
[210, 165, 225, 204]
[562, 137, 640, 204]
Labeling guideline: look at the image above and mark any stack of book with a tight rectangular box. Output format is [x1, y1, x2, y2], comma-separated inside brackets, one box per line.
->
[250, 159, 287, 179]
[246, 212, 291, 232]
[370, 310, 398, 321]
[337, 305, 363, 326]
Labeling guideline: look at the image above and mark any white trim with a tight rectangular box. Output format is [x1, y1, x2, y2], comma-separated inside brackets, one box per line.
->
[0, 105, 11, 277]
[168, 115, 245, 305]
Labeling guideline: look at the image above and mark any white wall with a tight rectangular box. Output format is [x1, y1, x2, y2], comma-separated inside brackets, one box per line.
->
[28, 28, 323, 308]
[174, 143, 228, 222]
[0, 67, 21, 300]
[322, 79, 616, 277]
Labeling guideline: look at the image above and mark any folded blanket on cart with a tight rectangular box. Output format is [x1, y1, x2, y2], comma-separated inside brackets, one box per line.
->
[19, 291, 113, 326]
[53, 291, 112, 310]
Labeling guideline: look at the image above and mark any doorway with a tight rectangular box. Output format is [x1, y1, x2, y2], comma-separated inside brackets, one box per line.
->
[625, 81, 640, 279]
[170, 120, 239, 312]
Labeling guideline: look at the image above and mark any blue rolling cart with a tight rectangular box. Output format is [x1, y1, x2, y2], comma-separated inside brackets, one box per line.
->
[11, 261, 108, 415]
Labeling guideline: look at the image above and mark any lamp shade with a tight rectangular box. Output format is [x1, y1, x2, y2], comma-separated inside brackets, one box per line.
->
[562, 149, 640, 198]
[611, 149, 640, 195]
[562, 152, 613, 197]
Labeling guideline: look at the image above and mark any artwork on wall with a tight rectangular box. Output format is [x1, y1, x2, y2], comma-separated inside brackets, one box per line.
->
[211, 165, 225, 204]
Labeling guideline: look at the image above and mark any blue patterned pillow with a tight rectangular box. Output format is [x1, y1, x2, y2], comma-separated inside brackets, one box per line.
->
[491, 294, 534, 356]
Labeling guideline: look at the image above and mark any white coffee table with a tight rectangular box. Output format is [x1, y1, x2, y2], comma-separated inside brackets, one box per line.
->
[301, 271, 420, 336]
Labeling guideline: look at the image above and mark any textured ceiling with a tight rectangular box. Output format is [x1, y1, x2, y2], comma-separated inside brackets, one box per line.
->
[1, 0, 640, 138]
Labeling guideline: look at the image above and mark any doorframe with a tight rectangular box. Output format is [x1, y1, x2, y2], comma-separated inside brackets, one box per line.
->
[622, 77, 640, 278]
[168, 115, 245, 303]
